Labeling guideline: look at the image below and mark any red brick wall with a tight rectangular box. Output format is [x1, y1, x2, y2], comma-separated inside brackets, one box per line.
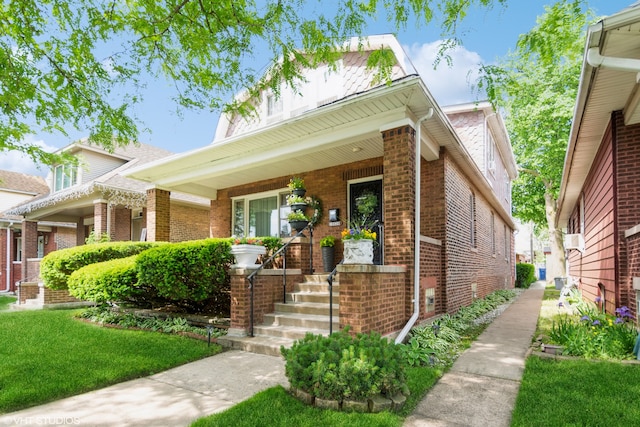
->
[94, 201, 108, 236]
[419, 239, 444, 318]
[109, 206, 131, 241]
[21, 221, 38, 282]
[170, 204, 210, 242]
[338, 265, 407, 336]
[442, 151, 514, 313]
[613, 111, 640, 312]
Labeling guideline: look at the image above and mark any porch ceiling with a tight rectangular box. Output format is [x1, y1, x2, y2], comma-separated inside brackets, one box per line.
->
[125, 76, 445, 200]
[558, 4, 640, 227]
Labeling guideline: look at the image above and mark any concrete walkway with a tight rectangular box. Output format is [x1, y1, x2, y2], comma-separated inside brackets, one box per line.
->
[404, 282, 545, 427]
[0, 283, 544, 427]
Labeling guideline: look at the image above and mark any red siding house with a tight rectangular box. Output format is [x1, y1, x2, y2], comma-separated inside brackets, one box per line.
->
[2, 140, 210, 307]
[126, 35, 518, 352]
[557, 4, 640, 318]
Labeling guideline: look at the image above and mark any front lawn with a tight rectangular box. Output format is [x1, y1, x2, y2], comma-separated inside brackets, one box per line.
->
[511, 356, 640, 426]
[0, 309, 221, 413]
[512, 285, 640, 426]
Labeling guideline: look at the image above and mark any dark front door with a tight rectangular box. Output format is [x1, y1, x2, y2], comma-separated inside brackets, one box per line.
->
[349, 179, 383, 265]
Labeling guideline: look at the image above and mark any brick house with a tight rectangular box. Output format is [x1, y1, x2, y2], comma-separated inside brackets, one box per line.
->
[3, 140, 210, 306]
[557, 3, 640, 319]
[126, 34, 517, 351]
[0, 170, 50, 293]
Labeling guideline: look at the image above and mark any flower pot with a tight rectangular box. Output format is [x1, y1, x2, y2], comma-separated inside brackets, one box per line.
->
[291, 188, 306, 197]
[230, 244, 266, 267]
[290, 202, 307, 212]
[343, 239, 374, 264]
[321, 246, 335, 272]
[289, 220, 309, 233]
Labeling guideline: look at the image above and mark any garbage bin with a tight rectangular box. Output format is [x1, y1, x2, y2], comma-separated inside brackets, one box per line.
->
[538, 268, 546, 281]
[554, 277, 567, 290]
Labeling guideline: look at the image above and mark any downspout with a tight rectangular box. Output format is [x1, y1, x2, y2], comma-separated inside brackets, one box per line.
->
[2, 222, 13, 292]
[395, 107, 434, 344]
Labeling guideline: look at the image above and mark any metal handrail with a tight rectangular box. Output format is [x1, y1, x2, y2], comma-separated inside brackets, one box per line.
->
[326, 259, 343, 335]
[246, 222, 314, 337]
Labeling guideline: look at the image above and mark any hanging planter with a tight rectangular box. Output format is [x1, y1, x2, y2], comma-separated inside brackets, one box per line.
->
[288, 177, 306, 197]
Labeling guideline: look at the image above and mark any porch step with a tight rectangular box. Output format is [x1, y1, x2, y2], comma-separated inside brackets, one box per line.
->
[218, 273, 340, 357]
[273, 301, 337, 316]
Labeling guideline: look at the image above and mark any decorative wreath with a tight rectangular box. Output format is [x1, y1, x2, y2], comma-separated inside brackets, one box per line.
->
[306, 195, 322, 226]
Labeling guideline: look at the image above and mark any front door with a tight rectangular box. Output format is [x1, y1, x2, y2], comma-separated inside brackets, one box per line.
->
[349, 179, 383, 265]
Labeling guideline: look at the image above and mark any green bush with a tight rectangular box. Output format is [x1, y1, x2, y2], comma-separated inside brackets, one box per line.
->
[515, 263, 536, 288]
[67, 256, 160, 306]
[136, 238, 233, 311]
[41, 241, 162, 290]
[281, 329, 407, 402]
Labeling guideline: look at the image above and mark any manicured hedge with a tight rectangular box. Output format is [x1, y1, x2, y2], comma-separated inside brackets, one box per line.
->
[41, 242, 163, 290]
[515, 263, 536, 288]
[68, 256, 142, 304]
[136, 238, 233, 310]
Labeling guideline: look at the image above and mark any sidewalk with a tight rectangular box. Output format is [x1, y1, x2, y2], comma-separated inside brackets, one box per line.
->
[404, 281, 545, 427]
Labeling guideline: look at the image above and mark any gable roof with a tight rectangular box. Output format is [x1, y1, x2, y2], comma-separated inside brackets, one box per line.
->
[0, 170, 48, 196]
[557, 3, 640, 227]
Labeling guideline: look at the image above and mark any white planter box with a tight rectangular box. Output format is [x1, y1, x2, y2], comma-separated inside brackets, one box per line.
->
[230, 244, 267, 267]
[343, 239, 374, 265]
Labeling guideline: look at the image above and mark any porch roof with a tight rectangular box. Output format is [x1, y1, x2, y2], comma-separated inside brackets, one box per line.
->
[126, 75, 515, 228]
[557, 3, 640, 227]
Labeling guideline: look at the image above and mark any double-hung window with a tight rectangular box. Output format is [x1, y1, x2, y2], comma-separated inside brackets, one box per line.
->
[233, 190, 291, 237]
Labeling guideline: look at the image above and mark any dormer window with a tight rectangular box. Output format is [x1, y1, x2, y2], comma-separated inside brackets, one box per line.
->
[53, 164, 78, 192]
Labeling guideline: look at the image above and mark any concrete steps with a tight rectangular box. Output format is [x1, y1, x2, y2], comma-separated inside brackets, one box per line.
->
[219, 274, 340, 356]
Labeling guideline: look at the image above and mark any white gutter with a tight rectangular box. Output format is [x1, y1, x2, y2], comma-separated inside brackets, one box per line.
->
[586, 47, 640, 73]
[2, 222, 13, 292]
[395, 107, 434, 344]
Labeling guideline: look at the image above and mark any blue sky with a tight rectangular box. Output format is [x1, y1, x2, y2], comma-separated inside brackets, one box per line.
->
[1, 0, 634, 176]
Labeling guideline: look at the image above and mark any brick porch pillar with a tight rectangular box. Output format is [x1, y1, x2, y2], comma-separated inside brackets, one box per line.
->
[93, 199, 108, 237]
[146, 188, 171, 242]
[381, 122, 416, 319]
[21, 220, 38, 282]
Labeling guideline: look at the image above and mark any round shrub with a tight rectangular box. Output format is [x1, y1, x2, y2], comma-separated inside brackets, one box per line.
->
[136, 238, 233, 310]
[281, 329, 407, 403]
[515, 263, 536, 288]
[68, 256, 141, 304]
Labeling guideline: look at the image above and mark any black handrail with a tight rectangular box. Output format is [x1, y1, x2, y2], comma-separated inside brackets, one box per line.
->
[326, 259, 343, 335]
[246, 222, 314, 337]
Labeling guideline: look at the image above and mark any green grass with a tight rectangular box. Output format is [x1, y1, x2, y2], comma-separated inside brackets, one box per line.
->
[0, 295, 17, 310]
[0, 309, 221, 413]
[511, 356, 640, 426]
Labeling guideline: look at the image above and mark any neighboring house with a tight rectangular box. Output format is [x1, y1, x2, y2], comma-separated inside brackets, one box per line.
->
[126, 34, 518, 351]
[3, 140, 211, 306]
[0, 170, 50, 293]
[557, 3, 640, 318]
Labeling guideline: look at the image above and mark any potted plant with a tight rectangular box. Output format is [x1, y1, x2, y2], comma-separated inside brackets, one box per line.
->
[288, 211, 310, 233]
[320, 235, 336, 272]
[341, 227, 376, 264]
[288, 177, 306, 196]
[230, 237, 267, 268]
[286, 194, 308, 211]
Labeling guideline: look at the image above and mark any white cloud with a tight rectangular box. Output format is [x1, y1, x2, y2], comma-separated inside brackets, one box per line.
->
[0, 136, 56, 177]
[404, 41, 485, 107]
